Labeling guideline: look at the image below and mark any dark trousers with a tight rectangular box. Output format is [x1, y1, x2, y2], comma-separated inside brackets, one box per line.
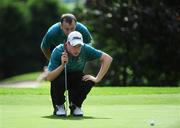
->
[50, 71, 95, 109]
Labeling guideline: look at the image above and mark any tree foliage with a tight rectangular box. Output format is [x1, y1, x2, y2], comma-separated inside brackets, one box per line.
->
[0, 0, 67, 79]
[0, 4, 27, 78]
[84, 0, 180, 86]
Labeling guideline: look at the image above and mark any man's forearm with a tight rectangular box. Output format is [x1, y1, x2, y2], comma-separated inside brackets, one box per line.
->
[46, 64, 65, 81]
[95, 53, 113, 83]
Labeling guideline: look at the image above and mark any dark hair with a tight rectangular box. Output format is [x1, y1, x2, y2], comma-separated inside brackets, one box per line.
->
[60, 13, 77, 24]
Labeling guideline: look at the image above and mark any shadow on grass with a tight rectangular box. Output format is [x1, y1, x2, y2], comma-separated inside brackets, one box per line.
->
[42, 115, 111, 120]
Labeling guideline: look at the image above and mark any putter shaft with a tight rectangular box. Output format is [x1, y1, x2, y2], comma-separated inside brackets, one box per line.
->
[64, 64, 68, 115]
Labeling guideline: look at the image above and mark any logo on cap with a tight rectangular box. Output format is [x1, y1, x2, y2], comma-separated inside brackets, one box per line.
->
[73, 37, 81, 40]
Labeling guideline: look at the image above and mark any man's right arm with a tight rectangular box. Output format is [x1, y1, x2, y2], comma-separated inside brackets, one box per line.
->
[46, 51, 68, 81]
[41, 30, 52, 60]
[46, 64, 65, 81]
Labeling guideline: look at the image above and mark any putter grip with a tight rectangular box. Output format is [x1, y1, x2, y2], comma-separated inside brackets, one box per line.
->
[64, 46, 67, 64]
[64, 51, 67, 64]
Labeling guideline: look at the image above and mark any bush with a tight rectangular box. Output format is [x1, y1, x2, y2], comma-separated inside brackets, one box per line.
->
[0, 0, 68, 80]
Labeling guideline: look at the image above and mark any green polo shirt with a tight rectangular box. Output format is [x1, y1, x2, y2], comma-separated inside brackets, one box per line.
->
[41, 22, 92, 50]
[48, 44, 102, 72]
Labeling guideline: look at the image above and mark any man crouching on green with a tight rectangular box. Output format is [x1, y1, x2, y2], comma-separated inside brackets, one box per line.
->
[46, 31, 113, 116]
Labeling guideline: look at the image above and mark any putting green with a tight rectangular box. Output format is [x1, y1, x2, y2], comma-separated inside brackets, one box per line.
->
[0, 94, 180, 128]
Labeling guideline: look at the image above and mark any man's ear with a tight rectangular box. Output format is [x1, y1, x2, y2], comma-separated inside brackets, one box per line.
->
[66, 41, 71, 46]
[64, 42, 67, 47]
[64, 42, 69, 52]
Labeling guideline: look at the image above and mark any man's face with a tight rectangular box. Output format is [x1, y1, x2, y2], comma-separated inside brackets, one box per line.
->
[61, 20, 76, 36]
[67, 42, 82, 57]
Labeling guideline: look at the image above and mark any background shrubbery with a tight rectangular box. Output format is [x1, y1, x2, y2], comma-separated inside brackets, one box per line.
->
[0, 0, 179, 86]
[0, 0, 67, 79]
[82, 0, 180, 86]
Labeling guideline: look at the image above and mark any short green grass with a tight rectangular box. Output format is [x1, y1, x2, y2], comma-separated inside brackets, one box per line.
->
[0, 72, 180, 128]
[0, 83, 180, 128]
[0, 81, 180, 95]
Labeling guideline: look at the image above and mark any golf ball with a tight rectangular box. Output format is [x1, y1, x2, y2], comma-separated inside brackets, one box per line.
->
[150, 120, 155, 126]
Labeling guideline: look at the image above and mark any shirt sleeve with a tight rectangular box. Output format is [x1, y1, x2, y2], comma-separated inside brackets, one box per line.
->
[85, 45, 103, 61]
[41, 23, 60, 50]
[41, 31, 52, 49]
[48, 48, 62, 71]
[76, 23, 93, 44]
[82, 26, 92, 44]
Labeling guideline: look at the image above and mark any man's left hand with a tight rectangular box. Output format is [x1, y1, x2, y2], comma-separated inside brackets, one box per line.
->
[82, 75, 98, 83]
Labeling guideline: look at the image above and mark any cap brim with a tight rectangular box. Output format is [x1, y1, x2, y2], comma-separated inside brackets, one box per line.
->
[70, 40, 84, 46]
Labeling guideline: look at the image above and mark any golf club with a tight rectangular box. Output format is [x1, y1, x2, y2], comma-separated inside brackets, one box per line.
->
[64, 63, 68, 116]
[64, 43, 68, 116]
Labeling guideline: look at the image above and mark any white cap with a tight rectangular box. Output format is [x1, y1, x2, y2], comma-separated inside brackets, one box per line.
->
[67, 31, 84, 46]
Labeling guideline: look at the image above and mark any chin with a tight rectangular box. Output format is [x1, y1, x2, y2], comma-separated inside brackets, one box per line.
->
[73, 54, 78, 57]
[73, 53, 79, 57]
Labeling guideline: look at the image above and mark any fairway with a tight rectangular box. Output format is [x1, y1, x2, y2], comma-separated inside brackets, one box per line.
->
[0, 87, 180, 128]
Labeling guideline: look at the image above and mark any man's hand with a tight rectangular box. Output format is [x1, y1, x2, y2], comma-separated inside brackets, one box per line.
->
[82, 75, 98, 83]
[61, 52, 68, 65]
[82, 53, 113, 84]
